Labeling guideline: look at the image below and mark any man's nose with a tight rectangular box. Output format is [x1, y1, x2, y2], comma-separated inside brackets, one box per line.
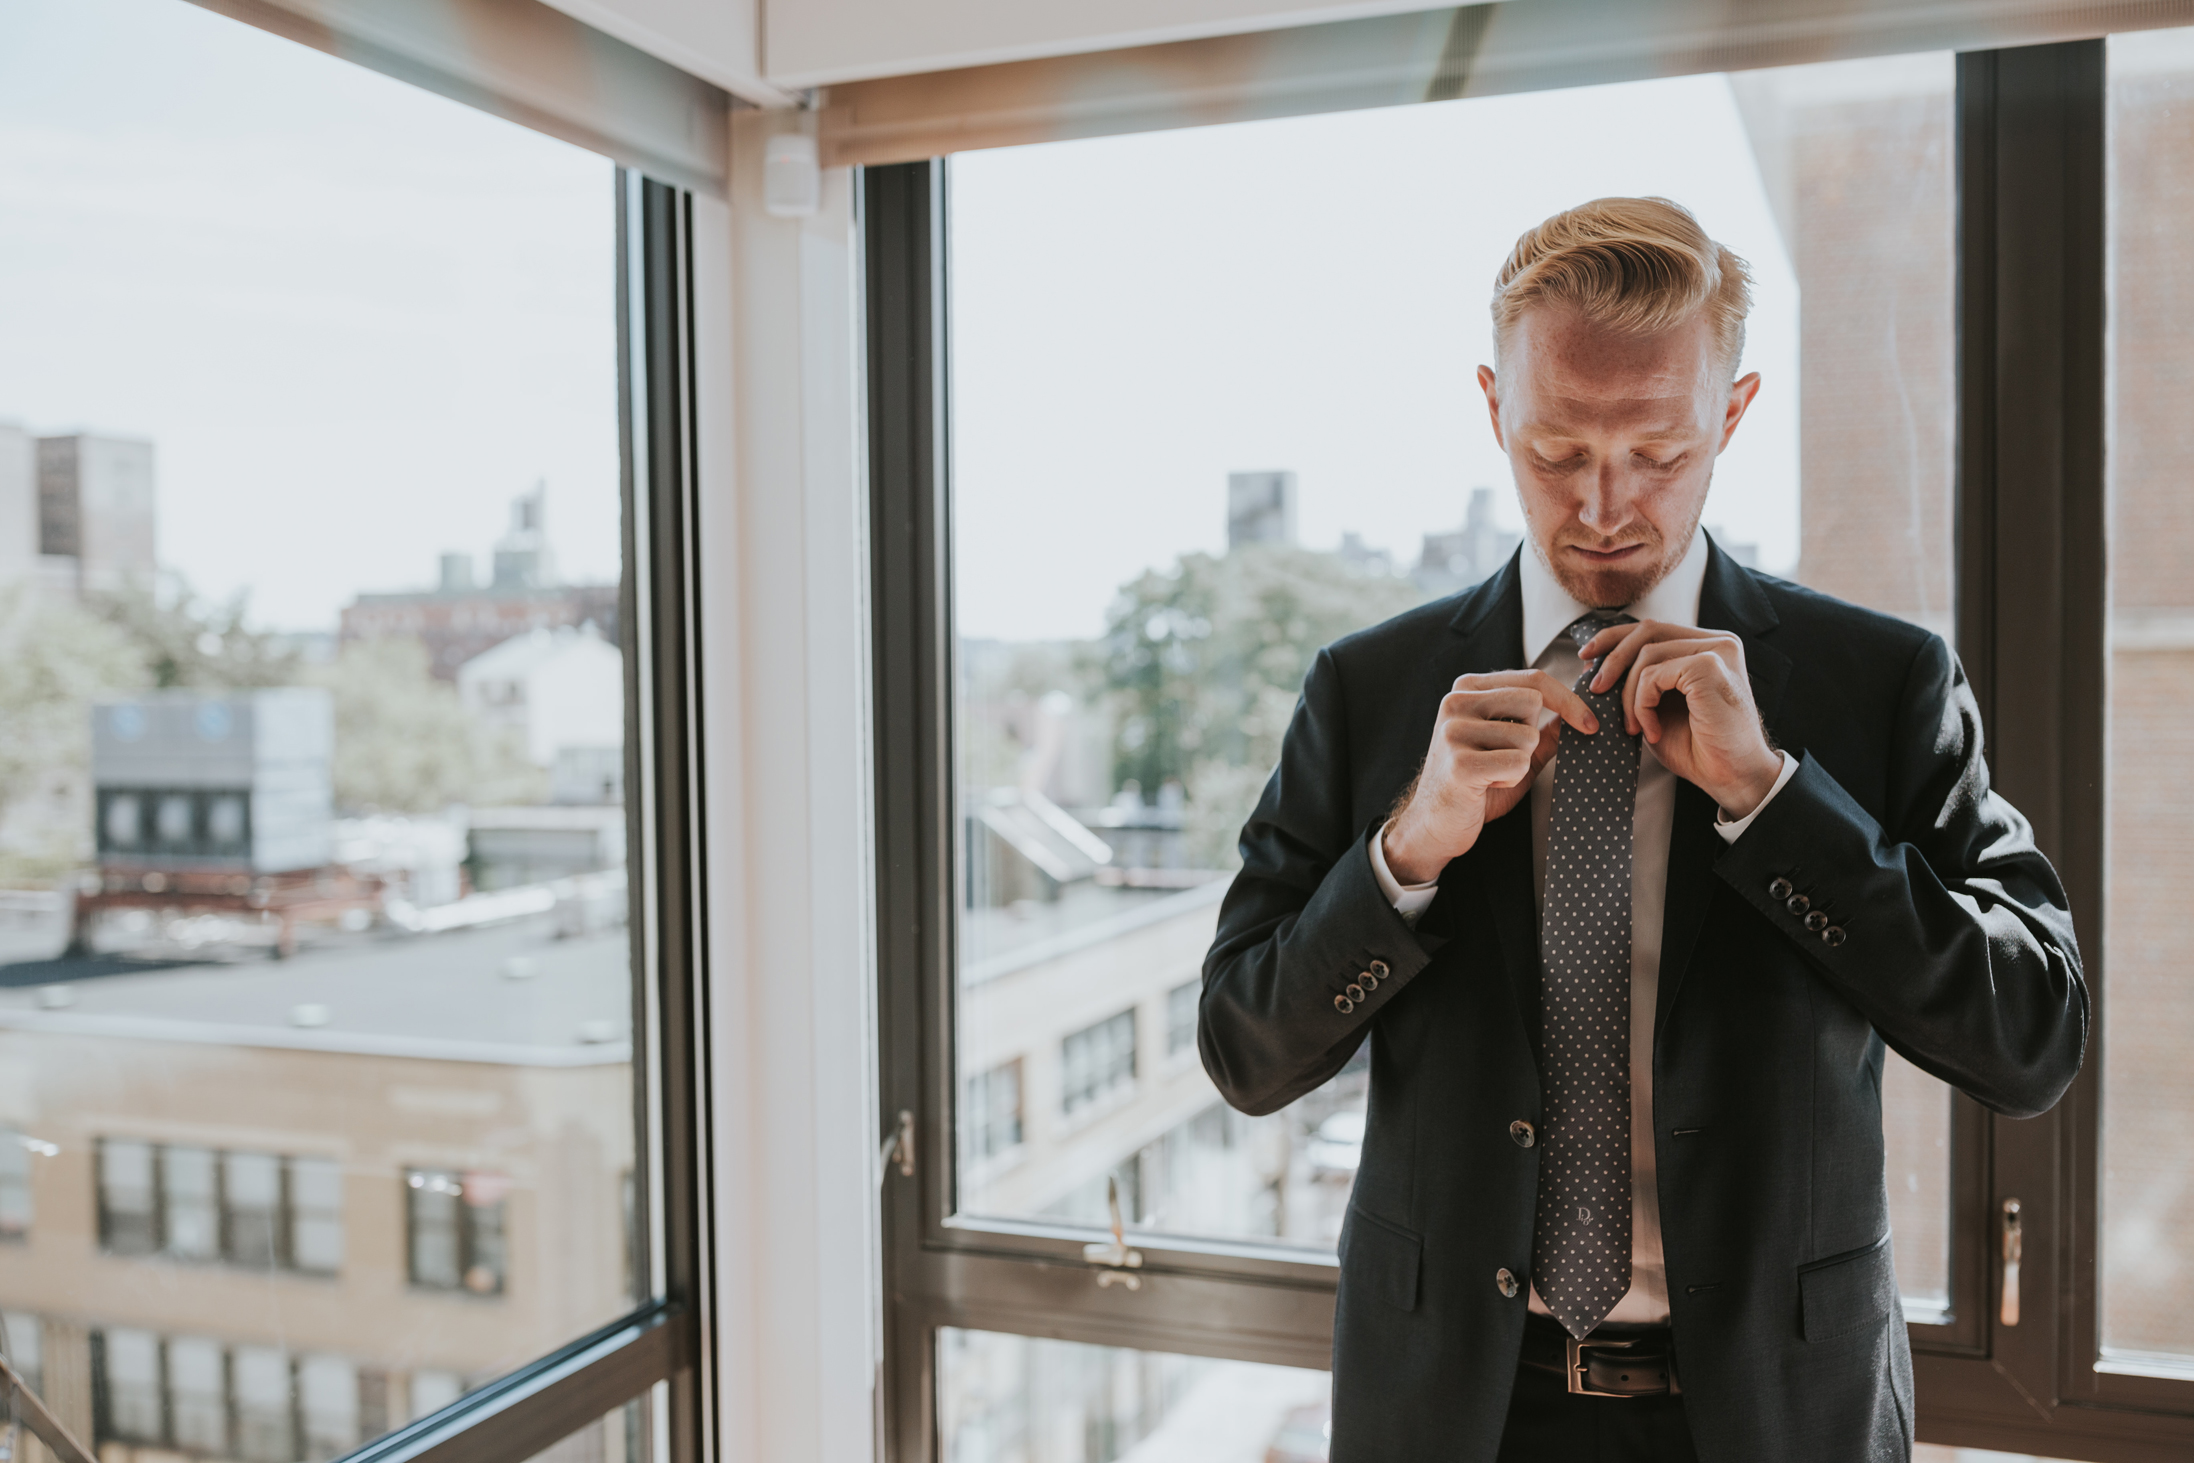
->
[1576, 467, 1634, 532]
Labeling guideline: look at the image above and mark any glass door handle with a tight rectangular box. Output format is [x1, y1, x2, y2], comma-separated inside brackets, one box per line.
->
[2000, 1197, 2024, 1327]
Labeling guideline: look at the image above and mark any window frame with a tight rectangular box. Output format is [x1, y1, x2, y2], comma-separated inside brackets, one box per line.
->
[869, 37, 2194, 1463]
[310, 169, 712, 1463]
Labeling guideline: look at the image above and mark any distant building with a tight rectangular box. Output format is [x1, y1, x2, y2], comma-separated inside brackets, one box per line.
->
[91, 689, 335, 874]
[340, 487, 618, 681]
[1413, 486, 1521, 597]
[490, 482, 555, 591]
[1226, 470, 1297, 550]
[1334, 531, 1394, 577]
[457, 624, 624, 771]
[37, 433, 156, 594]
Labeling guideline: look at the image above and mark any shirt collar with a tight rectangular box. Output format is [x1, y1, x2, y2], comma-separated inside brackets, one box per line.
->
[1518, 527, 1710, 664]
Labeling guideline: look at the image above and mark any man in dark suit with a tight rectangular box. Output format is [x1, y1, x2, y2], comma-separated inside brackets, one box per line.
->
[1198, 198, 2085, 1462]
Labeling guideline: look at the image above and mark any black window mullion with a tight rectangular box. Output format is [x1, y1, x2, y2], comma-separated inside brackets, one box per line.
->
[1926, 37, 2194, 1462]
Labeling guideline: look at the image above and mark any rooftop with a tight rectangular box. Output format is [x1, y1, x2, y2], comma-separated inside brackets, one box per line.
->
[0, 913, 631, 1067]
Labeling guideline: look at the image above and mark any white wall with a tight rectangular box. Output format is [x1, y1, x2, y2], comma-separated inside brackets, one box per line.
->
[537, 0, 1490, 99]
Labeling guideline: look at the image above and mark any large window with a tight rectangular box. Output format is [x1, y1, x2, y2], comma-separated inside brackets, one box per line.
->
[877, 29, 2194, 1463]
[0, 2, 707, 1459]
[2102, 23, 2194, 1383]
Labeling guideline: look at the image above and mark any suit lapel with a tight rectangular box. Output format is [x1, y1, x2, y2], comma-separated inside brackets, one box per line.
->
[1654, 540, 1792, 1039]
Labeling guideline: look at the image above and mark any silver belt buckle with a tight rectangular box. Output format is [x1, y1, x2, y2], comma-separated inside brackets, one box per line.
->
[1564, 1335, 1679, 1398]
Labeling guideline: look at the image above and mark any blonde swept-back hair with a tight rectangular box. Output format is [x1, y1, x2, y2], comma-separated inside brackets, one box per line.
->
[1491, 197, 1753, 376]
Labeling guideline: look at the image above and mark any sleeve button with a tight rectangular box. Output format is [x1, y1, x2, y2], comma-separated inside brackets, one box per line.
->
[1368, 959, 1389, 978]
[1359, 970, 1380, 992]
[1769, 877, 1794, 901]
[1345, 983, 1366, 1004]
[1822, 926, 1846, 948]
[1496, 1267, 1520, 1299]
[1785, 893, 1810, 916]
[1804, 910, 1828, 932]
[1334, 993, 1356, 1015]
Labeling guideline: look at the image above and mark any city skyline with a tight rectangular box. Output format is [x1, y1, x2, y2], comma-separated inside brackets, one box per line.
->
[0, 0, 621, 635]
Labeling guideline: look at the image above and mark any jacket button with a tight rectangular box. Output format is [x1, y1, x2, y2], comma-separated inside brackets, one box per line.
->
[1359, 970, 1380, 992]
[1368, 959, 1390, 979]
[1510, 1120, 1535, 1149]
[1496, 1267, 1520, 1299]
[1769, 877, 1794, 901]
[1822, 926, 1846, 948]
[1785, 893, 1810, 916]
[1345, 983, 1366, 1004]
[1804, 910, 1828, 932]
[1334, 993, 1356, 1015]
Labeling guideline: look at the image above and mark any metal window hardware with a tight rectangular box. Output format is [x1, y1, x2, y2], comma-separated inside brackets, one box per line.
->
[1082, 1175, 1144, 1289]
[879, 1109, 914, 1186]
[2000, 1197, 2023, 1327]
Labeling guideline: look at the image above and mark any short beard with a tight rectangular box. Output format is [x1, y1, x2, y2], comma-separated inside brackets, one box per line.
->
[1534, 496, 1706, 609]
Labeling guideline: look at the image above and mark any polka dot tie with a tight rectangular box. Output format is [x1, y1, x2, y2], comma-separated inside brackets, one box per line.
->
[1533, 611, 1638, 1340]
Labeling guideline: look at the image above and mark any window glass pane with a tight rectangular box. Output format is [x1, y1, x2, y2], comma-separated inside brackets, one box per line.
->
[2102, 22, 2194, 1374]
[0, 0, 641, 1453]
[939, 1328, 1328, 1463]
[948, 53, 1956, 1297]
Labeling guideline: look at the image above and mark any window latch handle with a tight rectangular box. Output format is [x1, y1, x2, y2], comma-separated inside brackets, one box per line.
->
[2000, 1197, 2023, 1327]
[1082, 1175, 1143, 1288]
[879, 1109, 914, 1186]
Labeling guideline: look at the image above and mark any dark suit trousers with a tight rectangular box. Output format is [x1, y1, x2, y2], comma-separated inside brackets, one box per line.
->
[1495, 1317, 1699, 1463]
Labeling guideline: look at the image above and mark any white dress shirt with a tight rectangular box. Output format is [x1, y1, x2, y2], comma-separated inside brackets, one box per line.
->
[1369, 531, 1798, 1326]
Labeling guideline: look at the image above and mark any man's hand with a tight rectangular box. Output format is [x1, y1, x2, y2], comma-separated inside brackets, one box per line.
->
[1381, 671, 1598, 884]
[1579, 619, 1782, 819]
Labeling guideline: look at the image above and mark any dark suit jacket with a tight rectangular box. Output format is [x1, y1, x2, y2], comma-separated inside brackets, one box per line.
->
[1199, 541, 2086, 1463]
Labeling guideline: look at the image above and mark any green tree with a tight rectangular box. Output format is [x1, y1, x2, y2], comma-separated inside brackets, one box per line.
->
[0, 586, 149, 873]
[1099, 544, 1424, 868]
[84, 579, 300, 689]
[308, 637, 545, 812]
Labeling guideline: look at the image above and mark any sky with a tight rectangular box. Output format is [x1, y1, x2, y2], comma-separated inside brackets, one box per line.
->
[2, 0, 1804, 645]
[0, 0, 619, 633]
[950, 75, 1805, 642]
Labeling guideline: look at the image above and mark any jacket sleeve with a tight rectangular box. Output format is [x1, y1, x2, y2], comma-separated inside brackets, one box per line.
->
[1199, 647, 1437, 1116]
[1715, 632, 2087, 1118]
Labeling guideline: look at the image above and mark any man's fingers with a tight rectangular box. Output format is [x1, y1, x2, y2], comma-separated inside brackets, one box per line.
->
[1443, 685, 1545, 726]
[1444, 716, 1539, 754]
[1527, 670, 1599, 735]
[1634, 652, 1740, 743]
[1465, 746, 1536, 790]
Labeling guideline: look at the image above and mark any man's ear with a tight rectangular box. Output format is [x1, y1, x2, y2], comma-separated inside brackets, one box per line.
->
[1719, 371, 1763, 451]
[1477, 364, 1505, 451]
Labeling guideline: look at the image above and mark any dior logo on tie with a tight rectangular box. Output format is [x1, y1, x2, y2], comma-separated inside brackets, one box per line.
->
[1532, 611, 1639, 1340]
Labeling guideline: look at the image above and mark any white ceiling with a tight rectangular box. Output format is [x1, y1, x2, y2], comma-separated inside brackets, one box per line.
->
[536, 0, 1499, 102]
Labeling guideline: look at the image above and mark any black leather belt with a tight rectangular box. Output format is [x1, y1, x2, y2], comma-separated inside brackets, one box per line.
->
[1519, 1315, 1681, 1398]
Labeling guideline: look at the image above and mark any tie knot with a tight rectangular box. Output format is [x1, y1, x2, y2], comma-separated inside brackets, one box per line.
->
[1565, 611, 1633, 650]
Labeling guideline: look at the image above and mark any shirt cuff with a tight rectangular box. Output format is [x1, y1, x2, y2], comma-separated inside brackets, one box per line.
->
[1713, 751, 1800, 844]
[1368, 819, 1441, 921]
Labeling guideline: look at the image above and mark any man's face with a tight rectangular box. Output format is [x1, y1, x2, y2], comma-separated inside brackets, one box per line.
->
[1477, 306, 1760, 608]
